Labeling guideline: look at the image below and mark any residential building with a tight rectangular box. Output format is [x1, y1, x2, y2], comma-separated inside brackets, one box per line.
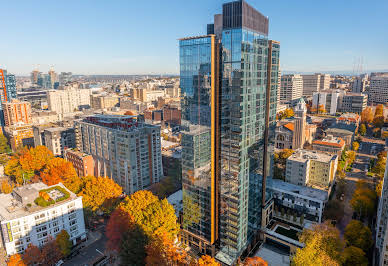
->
[339, 93, 368, 113]
[90, 94, 119, 110]
[2, 100, 32, 127]
[352, 75, 368, 93]
[319, 74, 331, 91]
[285, 149, 338, 189]
[269, 178, 328, 223]
[370, 72, 388, 104]
[30, 69, 41, 84]
[47, 87, 92, 117]
[43, 127, 76, 157]
[0, 69, 17, 125]
[64, 148, 95, 177]
[4, 125, 34, 151]
[0, 182, 86, 255]
[312, 90, 343, 114]
[376, 151, 388, 266]
[74, 114, 163, 194]
[312, 135, 345, 156]
[163, 106, 181, 125]
[280, 74, 303, 102]
[179, 1, 280, 264]
[302, 74, 321, 97]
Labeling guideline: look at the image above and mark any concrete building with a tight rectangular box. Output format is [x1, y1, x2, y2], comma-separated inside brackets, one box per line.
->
[59, 72, 72, 85]
[312, 90, 343, 115]
[312, 135, 345, 157]
[43, 127, 76, 157]
[2, 100, 32, 127]
[325, 128, 354, 148]
[269, 178, 328, 223]
[64, 148, 95, 177]
[369, 72, 388, 104]
[376, 152, 388, 266]
[319, 74, 331, 91]
[339, 93, 368, 113]
[352, 75, 368, 93]
[74, 114, 163, 194]
[90, 94, 119, 110]
[31, 111, 59, 125]
[302, 74, 321, 97]
[0, 183, 86, 256]
[286, 149, 338, 189]
[47, 88, 91, 117]
[280, 74, 303, 102]
[4, 125, 34, 151]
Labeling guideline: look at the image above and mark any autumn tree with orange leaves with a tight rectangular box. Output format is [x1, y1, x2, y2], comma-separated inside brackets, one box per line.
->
[7, 254, 26, 266]
[198, 255, 220, 265]
[23, 244, 43, 265]
[1, 180, 14, 194]
[244, 257, 268, 266]
[79, 176, 122, 213]
[106, 208, 132, 251]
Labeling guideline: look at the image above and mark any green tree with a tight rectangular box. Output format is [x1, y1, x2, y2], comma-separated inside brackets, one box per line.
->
[342, 246, 368, 266]
[344, 220, 372, 252]
[0, 134, 10, 154]
[292, 222, 344, 266]
[55, 230, 72, 257]
[119, 226, 149, 266]
[350, 181, 376, 218]
[359, 124, 366, 136]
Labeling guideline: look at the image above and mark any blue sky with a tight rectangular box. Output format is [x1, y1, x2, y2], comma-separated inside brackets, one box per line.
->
[1, 0, 388, 75]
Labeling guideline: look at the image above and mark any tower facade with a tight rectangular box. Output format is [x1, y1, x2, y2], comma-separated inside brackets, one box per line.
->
[293, 98, 307, 149]
[179, 1, 280, 264]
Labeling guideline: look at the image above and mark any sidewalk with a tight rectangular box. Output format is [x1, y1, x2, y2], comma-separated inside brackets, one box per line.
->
[84, 230, 102, 248]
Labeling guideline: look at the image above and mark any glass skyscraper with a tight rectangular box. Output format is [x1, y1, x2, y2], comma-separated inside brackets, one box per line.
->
[179, 1, 280, 264]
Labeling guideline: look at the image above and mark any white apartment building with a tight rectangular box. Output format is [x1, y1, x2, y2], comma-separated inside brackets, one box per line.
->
[286, 149, 338, 189]
[376, 151, 388, 266]
[47, 87, 92, 117]
[0, 183, 86, 256]
[74, 114, 163, 194]
[280, 74, 303, 102]
[369, 72, 388, 104]
[312, 90, 343, 115]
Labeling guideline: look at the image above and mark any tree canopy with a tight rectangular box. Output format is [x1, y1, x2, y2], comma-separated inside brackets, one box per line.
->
[361, 107, 374, 124]
[344, 220, 372, 252]
[277, 108, 295, 120]
[350, 181, 376, 218]
[359, 124, 366, 136]
[0, 133, 11, 154]
[244, 257, 268, 266]
[7, 254, 26, 266]
[198, 255, 220, 266]
[55, 230, 72, 257]
[342, 246, 368, 266]
[23, 244, 43, 266]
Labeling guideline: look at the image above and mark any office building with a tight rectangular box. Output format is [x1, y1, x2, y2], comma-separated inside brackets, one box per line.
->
[64, 148, 95, 177]
[376, 149, 388, 266]
[280, 74, 303, 102]
[0, 182, 86, 255]
[2, 100, 32, 127]
[312, 90, 343, 115]
[302, 74, 321, 97]
[339, 93, 368, 113]
[47, 87, 91, 117]
[179, 1, 280, 264]
[352, 75, 368, 93]
[285, 149, 338, 189]
[59, 72, 72, 85]
[370, 73, 388, 104]
[74, 114, 163, 194]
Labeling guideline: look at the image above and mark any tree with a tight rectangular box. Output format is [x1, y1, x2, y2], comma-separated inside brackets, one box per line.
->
[79, 176, 122, 213]
[323, 199, 344, 221]
[124, 110, 135, 116]
[40, 158, 80, 192]
[361, 107, 374, 124]
[1, 180, 14, 194]
[372, 152, 387, 178]
[352, 141, 359, 151]
[373, 115, 385, 128]
[292, 222, 344, 266]
[375, 104, 384, 118]
[277, 108, 295, 120]
[198, 255, 220, 266]
[119, 190, 180, 240]
[344, 220, 372, 252]
[244, 257, 268, 266]
[5, 158, 34, 185]
[23, 244, 43, 265]
[350, 181, 376, 218]
[106, 208, 132, 251]
[359, 124, 366, 136]
[55, 230, 72, 257]
[7, 254, 26, 266]
[146, 233, 189, 266]
[19, 146, 54, 173]
[318, 104, 326, 114]
[119, 226, 149, 266]
[342, 246, 368, 266]
[0, 133, 11, 154]
[41, 237, 63, 265]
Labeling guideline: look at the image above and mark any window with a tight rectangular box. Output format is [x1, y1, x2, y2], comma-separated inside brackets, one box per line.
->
[68, 213, 76, 220]
[69, 220, 76, 226]
[53, 227, 60, 233]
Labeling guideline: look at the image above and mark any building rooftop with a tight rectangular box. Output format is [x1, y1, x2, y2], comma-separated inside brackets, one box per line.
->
[288, 149, 336, 163]
[283, 123, 294, 132]
[0, 183, 77, 221]
[326, 127, 354, 135]
[268, 178, 329, 202]
[312, 135, 345, 148]
[64, 148, 92, 158]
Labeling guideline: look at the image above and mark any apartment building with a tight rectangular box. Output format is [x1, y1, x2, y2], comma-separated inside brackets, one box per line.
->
[0, 183, 86, 256]
[64, 148, 95, 177]
[90, 94, 119, 110]
[74, 114, 163, 194]
[47, 87, 91, 117]
[369, 72, 388, 104]
[302, 73, 331, 97]
[280, 74, 303, 102]
[2, 100, 32, 126]
[43, 127, 76, 157]
[4, 125, 34, 151]
[286, 149, 338, 189]
[312, 90, 343, 115]
[339, 93, 368, 113]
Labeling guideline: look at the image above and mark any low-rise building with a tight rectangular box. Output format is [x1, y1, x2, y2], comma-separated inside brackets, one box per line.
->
[325, 128, 354, 148]
[269, 178, 328, 223]
[4, 125, 34, 151]
[312, 135, 345, 156]
[286, 149, 338, 189]
[31, 111, 59, 125]
[339, 93, 368, 113]
[0, 182, 86, 256]
[64, 148, 95, 177]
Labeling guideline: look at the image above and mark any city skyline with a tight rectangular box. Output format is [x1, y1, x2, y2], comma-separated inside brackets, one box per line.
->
[1, 0, 387, 75]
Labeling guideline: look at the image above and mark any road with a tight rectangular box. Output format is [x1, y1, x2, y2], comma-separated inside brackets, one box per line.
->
[64, 232, 107, 266]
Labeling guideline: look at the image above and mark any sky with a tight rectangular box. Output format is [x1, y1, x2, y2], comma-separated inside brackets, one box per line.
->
[1, 0, 388, 75]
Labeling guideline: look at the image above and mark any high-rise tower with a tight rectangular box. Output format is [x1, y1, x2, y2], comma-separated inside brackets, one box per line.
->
[179, 1, 280, 264]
